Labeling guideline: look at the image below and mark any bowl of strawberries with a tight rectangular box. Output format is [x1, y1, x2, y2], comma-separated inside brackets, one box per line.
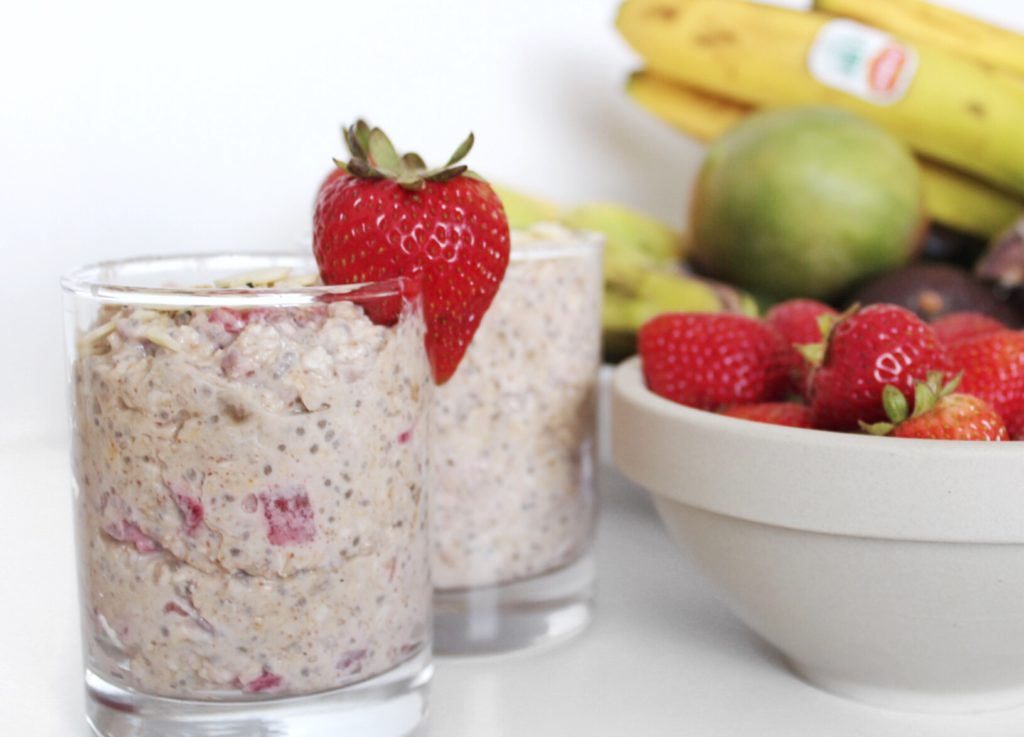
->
[611, 301, 1024, 712]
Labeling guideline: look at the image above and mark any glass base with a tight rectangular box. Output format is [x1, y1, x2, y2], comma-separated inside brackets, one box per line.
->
[434, 552, 595, 656]
[85, 648, 432, 737]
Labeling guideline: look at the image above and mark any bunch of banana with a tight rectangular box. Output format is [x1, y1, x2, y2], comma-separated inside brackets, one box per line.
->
[494, 186, 757, 361]
[581, 208, 757, 360]
[601, 255, 757, 361]
[814, 0, 1024, 79]
[626, 71, 1023, 238]
[616, 0, 1024, 200]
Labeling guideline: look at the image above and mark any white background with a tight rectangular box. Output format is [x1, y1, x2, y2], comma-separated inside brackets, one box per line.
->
[2, 0, 1023, 445]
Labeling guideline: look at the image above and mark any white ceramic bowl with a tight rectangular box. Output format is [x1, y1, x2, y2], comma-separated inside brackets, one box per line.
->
[611, 357, 1024, 713]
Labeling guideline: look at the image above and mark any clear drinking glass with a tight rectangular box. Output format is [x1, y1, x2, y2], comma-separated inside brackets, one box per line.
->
[62, 254, 432, 737]
[431, 225, 604, 654]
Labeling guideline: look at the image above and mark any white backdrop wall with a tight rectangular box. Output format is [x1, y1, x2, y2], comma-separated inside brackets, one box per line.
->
[2, 0, 1022, 444]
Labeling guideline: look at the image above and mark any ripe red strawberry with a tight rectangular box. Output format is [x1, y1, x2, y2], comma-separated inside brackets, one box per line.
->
[720, 402, 812, 428]
[895, 394, 1008, 440]
[317, 164, 346, 197]
[639, 313, 788, 410]
[765, 299, 838, 397]
[313, 121, 510, 384]
[807, 304, 950, 431]
[862, 373, 1008, 441]
[948, 330, 1024, 439]
[931, 311, 1005, 347]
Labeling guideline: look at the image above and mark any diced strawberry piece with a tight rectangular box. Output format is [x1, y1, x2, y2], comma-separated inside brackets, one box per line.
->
[337, 648, 367, 673]
[125, 523, 159, 553]
[259, 488, 316, 546]
[105, 519, 160, 554]
[240, 669, 282, 694]
[169, 486, 204, 535]
[290, 304, 329, 329]
[209, 307, 248, 335]
[164, 590, 215, 633]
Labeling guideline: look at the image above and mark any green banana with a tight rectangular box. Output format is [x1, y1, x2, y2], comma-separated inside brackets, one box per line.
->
[493, 185, 754, 361]
[561, 202, 687, 266]
[492, 184, 559, 229]
[604, 253, 758, 361]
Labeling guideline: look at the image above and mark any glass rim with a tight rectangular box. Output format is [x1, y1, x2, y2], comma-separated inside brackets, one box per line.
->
[60, 252, 415, 309]
[509, 228, 604, 262]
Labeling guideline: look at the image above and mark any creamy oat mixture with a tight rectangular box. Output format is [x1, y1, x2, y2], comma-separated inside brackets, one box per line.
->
[431, 224, 602, 590]
[72, 285, 431, 699]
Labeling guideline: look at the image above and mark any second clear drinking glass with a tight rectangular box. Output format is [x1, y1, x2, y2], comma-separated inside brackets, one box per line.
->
[62, 254, 432, 737]
[431, 224, 604, 654]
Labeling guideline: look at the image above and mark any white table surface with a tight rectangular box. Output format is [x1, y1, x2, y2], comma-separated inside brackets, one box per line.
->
[6, 434, 1024, 737]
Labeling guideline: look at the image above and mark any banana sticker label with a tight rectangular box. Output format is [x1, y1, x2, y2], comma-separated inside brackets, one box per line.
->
[807, 19, 918, 106]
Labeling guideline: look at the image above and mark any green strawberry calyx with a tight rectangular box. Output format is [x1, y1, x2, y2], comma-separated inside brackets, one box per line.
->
[860, 371, 962, 436]
[794, 303, 857, 368]
[333, 120, 483, 192]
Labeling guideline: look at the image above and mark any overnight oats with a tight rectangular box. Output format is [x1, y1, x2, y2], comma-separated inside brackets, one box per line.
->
[62, 255, 432, 737]
[431, 223, 603, 654]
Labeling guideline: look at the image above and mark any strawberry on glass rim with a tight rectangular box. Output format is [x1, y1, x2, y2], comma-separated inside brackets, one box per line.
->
[313, 120, 511, 384]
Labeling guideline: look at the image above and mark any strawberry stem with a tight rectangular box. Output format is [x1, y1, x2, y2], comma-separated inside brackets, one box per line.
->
[910, 381, 936, 419]
[860, 419, 894, 436]
[874, 369, 963, 431]
[797, 303, 860, 369]
[444, 133, 474, 167]
[882, 384, 910, 424]
[794, 341, 825, 367]
[336, 120, 482, 192]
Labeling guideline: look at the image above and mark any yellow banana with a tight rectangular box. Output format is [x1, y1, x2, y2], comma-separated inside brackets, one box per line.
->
[626, 71, 1023, 238]
[616, 0, 1024, 197]
[815, 0, 1024, 80]
[917, 164, 1023, 240]
[627, 71, 747, 136]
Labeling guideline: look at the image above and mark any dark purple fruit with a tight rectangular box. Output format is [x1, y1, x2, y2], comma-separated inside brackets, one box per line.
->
[921, 223, 987, 269]
[976, 217, 1024, 290]
[850, 262, 1021, 326]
